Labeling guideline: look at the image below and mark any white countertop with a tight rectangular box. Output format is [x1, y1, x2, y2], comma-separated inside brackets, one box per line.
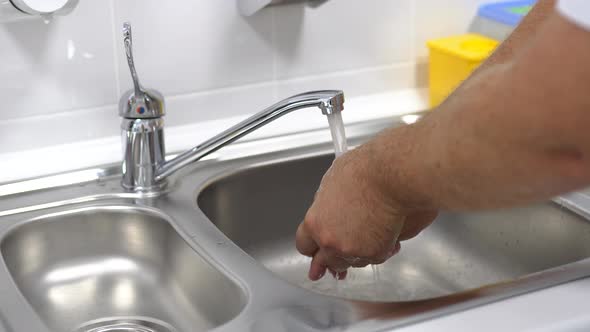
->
[2, 88, 590, 332]
[389, 278, 590, 332]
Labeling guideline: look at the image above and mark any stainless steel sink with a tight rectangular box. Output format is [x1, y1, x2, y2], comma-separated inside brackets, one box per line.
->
[0, 206, 245, 332]
[199, 153, 590, 302]
[2, 117, 590, 332]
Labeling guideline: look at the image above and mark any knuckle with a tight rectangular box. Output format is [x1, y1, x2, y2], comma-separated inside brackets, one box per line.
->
[339, 243, 361, 258]
[304, 207, 323, 226]
[303, 212, 319, 232]
[317, 232, 337, 249]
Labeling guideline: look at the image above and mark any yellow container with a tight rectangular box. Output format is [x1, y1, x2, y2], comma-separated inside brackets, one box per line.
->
[427, 34, 498, 108]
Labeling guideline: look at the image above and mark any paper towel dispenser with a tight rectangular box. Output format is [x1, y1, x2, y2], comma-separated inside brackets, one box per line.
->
[238, 0, 327, 16]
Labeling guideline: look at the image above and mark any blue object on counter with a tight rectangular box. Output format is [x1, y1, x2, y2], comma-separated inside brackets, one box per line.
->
[478, 0, 537, 27]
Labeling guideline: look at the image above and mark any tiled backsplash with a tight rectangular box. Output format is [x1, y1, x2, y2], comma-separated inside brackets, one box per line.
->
[0, 0, 490, 154]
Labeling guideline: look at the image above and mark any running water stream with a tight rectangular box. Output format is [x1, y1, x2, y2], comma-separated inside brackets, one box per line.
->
[327, 112, 348, 157]
[325, 112, 382, 298]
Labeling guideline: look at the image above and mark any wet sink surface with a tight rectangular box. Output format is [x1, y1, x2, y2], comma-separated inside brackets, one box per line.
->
[199, 154, 590, 302]
[0, 206, 245, 332]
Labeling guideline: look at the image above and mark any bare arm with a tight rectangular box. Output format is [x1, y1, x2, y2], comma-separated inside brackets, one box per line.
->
[297, 0, 590, 280]
[378, 2, 590, 211]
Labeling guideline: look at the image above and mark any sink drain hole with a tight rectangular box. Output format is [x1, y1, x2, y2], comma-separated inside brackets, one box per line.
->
[74, 318, 176, 332]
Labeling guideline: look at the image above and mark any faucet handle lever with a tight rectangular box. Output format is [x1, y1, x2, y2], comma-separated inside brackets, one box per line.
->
[123, 22, 142, 98]
[119, 22, 165, 119]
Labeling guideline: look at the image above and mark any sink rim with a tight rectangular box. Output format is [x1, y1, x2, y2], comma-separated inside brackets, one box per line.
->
[0, 204, 173, 241]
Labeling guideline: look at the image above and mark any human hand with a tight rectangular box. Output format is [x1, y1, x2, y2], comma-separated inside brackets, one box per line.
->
[296, 145, 438, 281]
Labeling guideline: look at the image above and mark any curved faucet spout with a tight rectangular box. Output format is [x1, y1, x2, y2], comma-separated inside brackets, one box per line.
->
[118, 23, 345, 192]
[154, 90, 345, 182]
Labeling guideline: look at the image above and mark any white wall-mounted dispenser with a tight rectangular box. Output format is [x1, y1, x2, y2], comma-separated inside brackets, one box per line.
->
[238, 0, 327, 16]
[0, 0, 79, 23]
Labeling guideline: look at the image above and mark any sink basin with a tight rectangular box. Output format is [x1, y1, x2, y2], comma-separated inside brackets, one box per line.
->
[2, 115, 590, 331]
[0, 206, 245, 332]
[199, 154, 590, 302]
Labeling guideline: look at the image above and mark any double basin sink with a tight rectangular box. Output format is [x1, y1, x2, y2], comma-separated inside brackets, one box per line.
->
[1, 116, 590, 331]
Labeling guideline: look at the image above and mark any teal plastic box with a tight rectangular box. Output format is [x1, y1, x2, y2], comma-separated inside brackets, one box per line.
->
[471, 0, 537, 40]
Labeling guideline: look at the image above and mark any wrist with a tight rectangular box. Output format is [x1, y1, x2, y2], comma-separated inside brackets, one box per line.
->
[358, 122, 440, 213]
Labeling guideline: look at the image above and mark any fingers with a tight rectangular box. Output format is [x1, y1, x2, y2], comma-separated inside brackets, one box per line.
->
[328, 269, 348, 280]
[342, 256, 372, 268]
[308, 249, 351, 281]
[308, 241, 404, 281]
[298, 220, 353, 280]
[308, 242, 403, 281]
[309, 254, 327, 281]
[296, 222, 319, 257]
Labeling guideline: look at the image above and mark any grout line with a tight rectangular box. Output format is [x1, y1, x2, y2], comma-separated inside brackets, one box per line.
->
[0, 105, 117, 125]
[409, 0, 417, 61]
[166, 81, 278, 101]
[272, 61, 419, 84]
[270, 5, 279, 100]
[108, 0, 122, 97]
[164, 61, 419, 101]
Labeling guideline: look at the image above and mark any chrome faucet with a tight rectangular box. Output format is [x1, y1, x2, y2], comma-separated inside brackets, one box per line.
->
[119, 23, 345, 192]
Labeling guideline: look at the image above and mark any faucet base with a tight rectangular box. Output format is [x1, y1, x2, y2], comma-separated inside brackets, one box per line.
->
[121, 179, 168, 193]
[121, 118, 166, 192]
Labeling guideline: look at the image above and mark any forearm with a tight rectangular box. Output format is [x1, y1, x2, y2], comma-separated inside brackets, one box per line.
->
[297, 0, 590, 276]
[364, 7, 590, 212]
[394, 67, 589, 211]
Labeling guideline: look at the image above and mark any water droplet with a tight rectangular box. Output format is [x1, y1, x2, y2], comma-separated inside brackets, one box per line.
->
[42, 15, 53, 25]
[66, 39, 76, 60]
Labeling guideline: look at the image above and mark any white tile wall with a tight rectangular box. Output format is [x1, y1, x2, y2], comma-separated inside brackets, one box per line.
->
[0, 0, 117, 120]
[273, 0, 413, 79]
[0, 0, 484, 155]
[113, 0, 275, 95]
[415, 0, 490, 59]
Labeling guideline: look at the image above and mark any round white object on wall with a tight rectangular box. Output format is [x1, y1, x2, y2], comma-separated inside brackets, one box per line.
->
[0, 0, 78, 22]
[11, 0, 70, 14]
